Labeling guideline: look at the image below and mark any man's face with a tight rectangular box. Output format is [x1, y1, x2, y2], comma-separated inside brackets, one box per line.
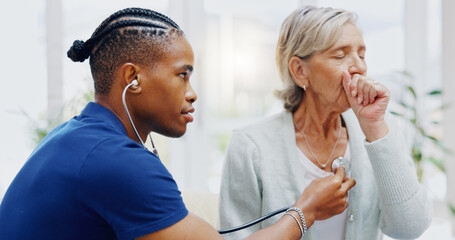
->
[133, 37, 197, 138]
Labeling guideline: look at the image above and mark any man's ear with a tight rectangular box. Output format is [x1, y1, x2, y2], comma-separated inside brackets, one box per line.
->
[288, 56, 309, 88]
[120, 63, 142, 93]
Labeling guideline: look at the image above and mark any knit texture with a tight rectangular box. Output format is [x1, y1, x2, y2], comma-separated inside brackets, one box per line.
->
[219, 110, 432, 240]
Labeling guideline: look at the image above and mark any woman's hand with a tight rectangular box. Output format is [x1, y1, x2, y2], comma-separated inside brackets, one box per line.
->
[294, 167, 356, 227]
[342, 70, 390, 142]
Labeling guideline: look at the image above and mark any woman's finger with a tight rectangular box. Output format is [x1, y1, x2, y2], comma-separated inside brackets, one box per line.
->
[350, 74, 359, 98]
[355, 75, 364, 104]
[369, 83, 378, 104]
[362, 80, 373, 105]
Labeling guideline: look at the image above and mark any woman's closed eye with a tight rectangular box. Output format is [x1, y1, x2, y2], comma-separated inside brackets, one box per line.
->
[334, 55, 346, 59]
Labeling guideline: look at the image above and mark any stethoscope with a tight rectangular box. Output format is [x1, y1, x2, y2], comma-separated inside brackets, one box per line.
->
[122, 79, 159, 157]
[217, 157, 351, 234]
[122, 81, 353, 234]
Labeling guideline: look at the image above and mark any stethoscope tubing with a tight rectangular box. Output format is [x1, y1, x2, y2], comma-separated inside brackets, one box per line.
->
[218, 206, 290, 234]
[217, 157, 350, 234]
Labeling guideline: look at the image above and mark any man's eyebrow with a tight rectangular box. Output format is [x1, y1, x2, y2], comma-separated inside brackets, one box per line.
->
[181, 65, 193, 72]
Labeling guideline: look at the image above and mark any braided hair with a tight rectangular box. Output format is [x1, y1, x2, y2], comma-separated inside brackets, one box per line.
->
[67, 8, 183, 95]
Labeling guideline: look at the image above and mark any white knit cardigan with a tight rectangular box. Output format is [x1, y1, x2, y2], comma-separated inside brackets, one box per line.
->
[219, 109, 432, 240]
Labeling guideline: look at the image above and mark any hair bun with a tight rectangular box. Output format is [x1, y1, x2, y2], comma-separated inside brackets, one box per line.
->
[67, 40, 90, 62]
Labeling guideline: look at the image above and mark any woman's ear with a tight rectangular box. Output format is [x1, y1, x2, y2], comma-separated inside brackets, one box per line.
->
[288, 56, 308, 88]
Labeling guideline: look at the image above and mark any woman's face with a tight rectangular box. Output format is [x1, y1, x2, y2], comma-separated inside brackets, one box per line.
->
[304, 23, 366, 110]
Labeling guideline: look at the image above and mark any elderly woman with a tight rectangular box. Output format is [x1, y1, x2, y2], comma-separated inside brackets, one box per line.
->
[219, 6, 432, 240]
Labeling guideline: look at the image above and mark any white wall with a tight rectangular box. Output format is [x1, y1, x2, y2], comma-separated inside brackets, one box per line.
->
[0, 0, 47, 191]
[442, 0, 455, 235]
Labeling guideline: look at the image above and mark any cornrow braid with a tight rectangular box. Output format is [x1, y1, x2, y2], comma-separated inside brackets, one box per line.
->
[67, 7, 180, 63]
[66, 7, 184, 95]
[67, 20, 167, 62]
[93, 7, 179, 36]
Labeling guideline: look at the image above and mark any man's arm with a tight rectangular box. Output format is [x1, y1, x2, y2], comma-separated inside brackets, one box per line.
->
[137, 167, 355, 240]
[136, 213, 223, 240]
[136, 211, 304, 240]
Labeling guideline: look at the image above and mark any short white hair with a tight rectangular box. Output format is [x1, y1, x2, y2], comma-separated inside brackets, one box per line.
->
[275, 6, 358, 112]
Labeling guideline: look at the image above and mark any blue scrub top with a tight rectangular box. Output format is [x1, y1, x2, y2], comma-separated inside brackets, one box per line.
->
[0, 102, 188, 240]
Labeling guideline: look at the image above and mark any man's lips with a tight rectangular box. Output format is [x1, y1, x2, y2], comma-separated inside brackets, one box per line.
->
[181, 108, 195, 122]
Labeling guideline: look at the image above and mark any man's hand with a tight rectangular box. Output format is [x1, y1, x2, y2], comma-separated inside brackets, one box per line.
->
[136, 168, 355, 240]
[294, 167, 356, 226]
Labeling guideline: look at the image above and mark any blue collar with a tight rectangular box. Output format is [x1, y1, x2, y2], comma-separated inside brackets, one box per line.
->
[80, 102, 128, 136]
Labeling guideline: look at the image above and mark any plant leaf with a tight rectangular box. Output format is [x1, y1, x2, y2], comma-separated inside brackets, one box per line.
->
[412, 143, 422, 162]
[426, 156, 445, 172]
[33, 128, 49, 145]
[417, 127, 426, 135]
[398, 70, 413, 78]
[390, 111, 403, 116]
[398, 101, 414, 110]
[408, 86, 417, 99]
[436, 141, 453, 154]
[428, 90, 442, 95]
[437, 103, 452, 111]
[450, 204, 455, 216]
[423, 134, 439, 143]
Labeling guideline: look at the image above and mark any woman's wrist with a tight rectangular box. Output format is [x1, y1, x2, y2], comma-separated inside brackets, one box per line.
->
[360, 119, 389, 142]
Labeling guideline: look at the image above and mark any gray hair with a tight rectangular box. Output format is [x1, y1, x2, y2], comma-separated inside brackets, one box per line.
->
[275, 6, 358, 112]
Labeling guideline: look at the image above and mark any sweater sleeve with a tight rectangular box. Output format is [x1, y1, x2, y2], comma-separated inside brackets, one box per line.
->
[364, 120, 432, 239]
[219, 130, 262, 240]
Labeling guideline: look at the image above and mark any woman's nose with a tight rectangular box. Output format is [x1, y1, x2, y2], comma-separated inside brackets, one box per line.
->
[348, 56, 367, 75]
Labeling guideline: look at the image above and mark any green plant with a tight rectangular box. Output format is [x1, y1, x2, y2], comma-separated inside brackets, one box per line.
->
[16, 109, 60, 146]
[390, 71, 451, 182]
[450, 204, 455, 216]
[18, 88, 94, 146]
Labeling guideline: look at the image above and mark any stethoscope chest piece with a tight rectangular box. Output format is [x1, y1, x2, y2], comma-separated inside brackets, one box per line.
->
[331, 157, 351, 174]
